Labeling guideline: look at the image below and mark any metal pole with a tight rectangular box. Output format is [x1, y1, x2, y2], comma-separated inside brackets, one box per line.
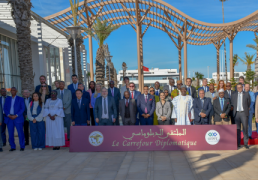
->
[73, 38, 78, 75]
[89, 36, 94, 81]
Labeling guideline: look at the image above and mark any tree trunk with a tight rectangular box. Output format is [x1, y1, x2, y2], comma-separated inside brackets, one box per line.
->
[9, 0, 34, 93]
[247, 65, 251, 71]
[95, 46, 105, 85]
[216, 48, 220, 83]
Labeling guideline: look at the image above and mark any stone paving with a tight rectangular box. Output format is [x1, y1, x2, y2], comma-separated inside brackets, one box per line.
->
[0, 138, 258, 180]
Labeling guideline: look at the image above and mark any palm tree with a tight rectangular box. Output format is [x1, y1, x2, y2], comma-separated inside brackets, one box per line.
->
[8, 0, 34, 93]
[219, 0, 228, 82]
[86, 72, 90, 83]
[233, 54, 239, 77]
[238, 52, 255, 70]
[84, 19, 120, 85]
[68, 0, 84, 83]
[246, 37, 258, 52]
[195, 72, 204, 87]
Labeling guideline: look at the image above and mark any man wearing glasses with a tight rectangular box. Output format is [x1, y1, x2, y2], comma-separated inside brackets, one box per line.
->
[127, 82, 141, 125]
[108, 81, 121, 125]
[224, 82, 235, 124]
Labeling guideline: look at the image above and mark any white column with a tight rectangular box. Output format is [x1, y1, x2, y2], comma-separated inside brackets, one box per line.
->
[83, 49, 87, 89]
[68, 46, 72, 83]
[37, 22, 45, 76]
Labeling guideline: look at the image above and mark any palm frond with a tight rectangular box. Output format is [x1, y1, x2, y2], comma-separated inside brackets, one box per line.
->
[246, 44, 258, 51]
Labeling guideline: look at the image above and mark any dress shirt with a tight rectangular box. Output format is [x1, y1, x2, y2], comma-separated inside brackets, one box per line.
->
[102, 97, 109, 119]
[237, 92, 244, 111]
[9, 96, 17, 116]
[77, 98, 81, 108]
[155, 89, 160, 96]
[73, 82, 78, 90]
[219, 97, 224, 108]
[125, 99, 130, 105]
[144, 94, 148, 101]
[25, 97, 30, 108]
[169, 85, 174, 93]
[211, 92, 215, 98]
[60, 89, 64, 94]
[203, 86, 207, 92]
[227, 90, 231, 97]
[32, 101, 39, 115]
[110, 88, 114, 96]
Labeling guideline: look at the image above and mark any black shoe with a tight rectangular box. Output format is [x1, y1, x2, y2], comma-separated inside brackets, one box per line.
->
[56, 147, 60, 150]
[238, 144, 241, 148]
[249, 136, 253, 140]
[3, 143, 6, 147]
[53, 147, 56, 150]
[244, 145, 249, 149]
[20, 148, 24, 151]
[9, 149, 16, 151]
[25, 143, 29, 146]
[0, 148, 3, 152]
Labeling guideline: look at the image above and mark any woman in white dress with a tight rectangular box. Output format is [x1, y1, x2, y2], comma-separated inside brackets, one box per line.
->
[44, 90, 65, 150]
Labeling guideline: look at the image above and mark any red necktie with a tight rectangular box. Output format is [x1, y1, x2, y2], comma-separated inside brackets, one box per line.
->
[131, 92, 134, 99]
[145, 96, 147, 113]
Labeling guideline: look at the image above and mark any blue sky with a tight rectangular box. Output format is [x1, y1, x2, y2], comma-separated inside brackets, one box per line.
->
[31, 0, 258, 78]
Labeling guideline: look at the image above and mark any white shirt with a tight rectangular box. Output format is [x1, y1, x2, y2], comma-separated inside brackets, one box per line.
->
[102, 97, 109, 119]
[237, 92, 244, 111]
[203, 86, 207, 92]
[32, 101, 39, 115]
[10, 96, 16, 115]
[169, 85, 174, 93]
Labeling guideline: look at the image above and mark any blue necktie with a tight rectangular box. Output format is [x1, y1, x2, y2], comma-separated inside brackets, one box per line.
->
[78, 99, 81, 109]
[221, 99, 224, 111]
[188, 87, 191, 95]
[155, 90, 159, 96]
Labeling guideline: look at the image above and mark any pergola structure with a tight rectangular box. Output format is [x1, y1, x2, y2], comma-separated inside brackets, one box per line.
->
[44, 0, 258, 92]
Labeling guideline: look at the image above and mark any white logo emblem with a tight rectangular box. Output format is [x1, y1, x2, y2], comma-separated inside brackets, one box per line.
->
[205, 130, 220, 145]
[89, 131, 104, 146]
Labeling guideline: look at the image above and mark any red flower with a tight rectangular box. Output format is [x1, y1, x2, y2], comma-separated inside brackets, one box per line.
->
[149, 99, 152, 101]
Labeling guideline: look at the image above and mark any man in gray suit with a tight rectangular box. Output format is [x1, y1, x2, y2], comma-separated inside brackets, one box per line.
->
[205, 84, 218, 124]
[57, 81, 72, 140]
[231, 83, 251, 149]
[186, 78, 197, 98]
[164, 79, 177, 95]
[119, 91, 137, 125]
[95, 87, 117, 126]
[0, 99, 3, 152]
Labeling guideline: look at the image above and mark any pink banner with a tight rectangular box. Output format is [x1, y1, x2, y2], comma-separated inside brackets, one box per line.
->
[69, 125, 237, 152]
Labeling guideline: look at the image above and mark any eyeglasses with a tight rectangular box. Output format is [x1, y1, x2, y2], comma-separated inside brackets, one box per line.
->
[129, 86, 135, 87]
[150, 90, 154, 92]
[41, 85, 46, 87]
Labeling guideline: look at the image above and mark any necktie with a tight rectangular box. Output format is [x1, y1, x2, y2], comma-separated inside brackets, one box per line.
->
[77, 99, 80, 109]
[228, 91, 231, 98]
[212, 93, 214, 98]
[188, 87, 191, 95]
[74, 84, 76, 90]
[61, 91, 63, 100]
[104, 98, 107, 114]
[145, 96, 147, 113]
[155, 90, 159, 96]
[201, 99, 204, 108]
[112, 89, 114, 97]
[131, 91, 134, 99]
[126, 100, 129, 107]
[204, 87, 206, 92]
[221, 99, 224, 111]
[238, 93, 242, 111]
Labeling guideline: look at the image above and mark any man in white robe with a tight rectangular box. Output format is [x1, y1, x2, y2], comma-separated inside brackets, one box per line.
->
[172, 85, 194, 125]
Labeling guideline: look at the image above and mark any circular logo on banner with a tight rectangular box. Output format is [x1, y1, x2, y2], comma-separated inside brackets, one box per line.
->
[205, 130, 220, 145]
[89, 131, 104, 146]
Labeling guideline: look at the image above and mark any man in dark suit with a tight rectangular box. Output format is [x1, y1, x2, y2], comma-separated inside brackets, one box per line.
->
[108, 81, 121, 125]
[164, 78, 177, 95]
[0, 98, 3, 152]
[193, 89, 212, 125]
[94, 87, 117, 126]
[71, 89, 90, 126]
[154, 81, 163, 96]
[68, 74, 79, 94]
[231, 83, 251, 149]
[213, 89, 231, 125]
[0, 88, 8, 146]
[119, 91, 137, 125]
[224, 82, 235, 124]
[235, 76, 245, 91]
[35, 75, 52, 93]
[137, 86, 156, 125]
[128, 82, 141, 125]
[186, 78, 197, 98]
[72, 83, 90, 101]
[22, 90, 31, 146]
[4, 87, 25, 151]
[198, 78, 209, 94]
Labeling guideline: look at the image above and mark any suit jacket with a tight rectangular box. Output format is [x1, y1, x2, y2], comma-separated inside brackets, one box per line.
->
[94, 96, 117, 121]
[137, 94, 155, 116]
[23, 97, 32, 116]
[198, 86, 210, 94]
[231, 91, 251, 117]
[193, 97, 212, 124]
[154, 89, 163, 96]
[224, 90, 235, 100]
[71, 97, 90, 125]
[205, 91, 218, 104]
[57, 89, 72, 114]
[164, 85, 177, 94]
[0, 100, 3, 124]
[4, 96, 25, 124]
[72, 90, 90, 102]
[187, 86, 197, 98]
[156, 101, 171, 121]
[119, 99, 137, 124]
[125, 90, 141, 101]
[35, 85, 52, 94]
[213, 98, 231, 122]
[108, 87, 121, 109]
[248, 91, 255, 113]
[68, 83, 78, 94]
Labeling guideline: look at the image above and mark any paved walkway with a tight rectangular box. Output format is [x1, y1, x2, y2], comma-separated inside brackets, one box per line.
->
[0, 138, 258, 180]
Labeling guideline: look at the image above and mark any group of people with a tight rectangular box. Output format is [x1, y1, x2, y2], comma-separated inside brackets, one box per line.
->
[0, 74, 256, 151]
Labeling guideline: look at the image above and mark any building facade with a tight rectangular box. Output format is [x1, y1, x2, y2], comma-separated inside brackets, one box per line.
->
[211, 72, 246, 82]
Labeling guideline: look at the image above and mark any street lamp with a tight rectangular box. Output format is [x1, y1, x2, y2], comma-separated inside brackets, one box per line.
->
[66, 26, 81, 76]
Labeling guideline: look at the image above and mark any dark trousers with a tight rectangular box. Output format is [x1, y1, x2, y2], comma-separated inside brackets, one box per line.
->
[90, 108, 95, 126]
[140, 116, 153, 125]
[114, 109, 120, 126]
[194, 121, 209, 125]
[23, 120, 29, 145]
[124, 118, 134, 125]
[235, 111, 248, 146]
[29, 121, 45, 149]
[75, 123, 88, 126]
[229, 110, 235, 124]
[99, 119, 113, 126]
[158, 120, 170, 125]
[1, 117, 6, 144]
[7, 120, 25, 149]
